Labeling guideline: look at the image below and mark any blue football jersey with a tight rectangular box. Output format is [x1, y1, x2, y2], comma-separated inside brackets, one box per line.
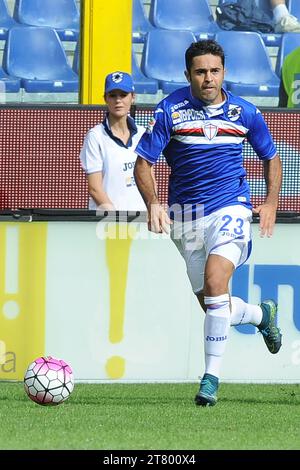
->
[135, 87, 277, 217]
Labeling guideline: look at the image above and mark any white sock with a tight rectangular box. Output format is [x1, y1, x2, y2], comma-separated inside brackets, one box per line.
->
[204, 294, 230, 378]
[273, 4, 290, 23]
[230, 296, 263, 326]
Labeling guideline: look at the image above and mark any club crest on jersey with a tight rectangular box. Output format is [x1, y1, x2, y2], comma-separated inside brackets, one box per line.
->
[146, 117, 156, 134]
[203, 122, 218, 140]
[228, 105, 242, 121]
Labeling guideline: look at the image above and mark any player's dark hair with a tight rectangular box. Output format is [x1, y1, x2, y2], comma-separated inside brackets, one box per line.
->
[185, 40, 225, 72]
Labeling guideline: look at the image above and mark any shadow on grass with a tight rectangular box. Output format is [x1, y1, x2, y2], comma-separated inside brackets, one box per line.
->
[220, 396, 300, 406]
[70, 395, 299, 407]
[69, 396, 192, 406]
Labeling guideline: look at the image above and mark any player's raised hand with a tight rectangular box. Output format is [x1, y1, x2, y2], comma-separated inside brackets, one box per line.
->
[252, 203, 277, 238]
[148, 203, 172, 233]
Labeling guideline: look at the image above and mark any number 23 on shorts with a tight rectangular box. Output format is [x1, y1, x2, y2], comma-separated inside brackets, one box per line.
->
[219, 215, 244, 236]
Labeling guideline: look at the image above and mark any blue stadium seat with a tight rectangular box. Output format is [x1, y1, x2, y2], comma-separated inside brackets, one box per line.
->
[0, 0, 18, 39]
[217, 0, 281, 46]
[215, 31, 280, 96]
[3, 26, 78, 92]
[0, 67, 21, 92]
[289, 0, 300, 20]
[150, 0, 220, 38]
[132, 52, 158, 94]
[14, 0, 79, 41]
[276, 33, 300, 76]
[132, 0, 154, 43]
[141, 29, 196, 94]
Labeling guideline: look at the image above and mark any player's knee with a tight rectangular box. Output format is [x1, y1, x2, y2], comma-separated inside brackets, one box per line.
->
[204, 273, 227, 296]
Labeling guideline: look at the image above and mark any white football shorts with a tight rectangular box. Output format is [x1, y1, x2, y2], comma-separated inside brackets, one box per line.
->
[170, 204, 253, 294]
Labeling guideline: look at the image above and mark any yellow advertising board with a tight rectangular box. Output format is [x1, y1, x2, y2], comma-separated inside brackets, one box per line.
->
[0, 223, 47, 380]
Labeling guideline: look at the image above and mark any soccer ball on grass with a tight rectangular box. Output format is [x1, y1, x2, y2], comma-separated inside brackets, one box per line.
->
[24, 356, 74, 406]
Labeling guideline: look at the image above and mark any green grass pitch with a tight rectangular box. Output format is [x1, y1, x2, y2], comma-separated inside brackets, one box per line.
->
[0, 382, 299, 450]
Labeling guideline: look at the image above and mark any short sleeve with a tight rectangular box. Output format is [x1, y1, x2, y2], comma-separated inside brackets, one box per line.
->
[247, 110, 277, 160]
[79, 129, 104, 174]
[135, 104, 172, 163]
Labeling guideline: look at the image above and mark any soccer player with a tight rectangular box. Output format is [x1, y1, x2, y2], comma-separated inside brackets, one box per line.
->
[80, 71, 145, 211]
[134, 39, 282, 407]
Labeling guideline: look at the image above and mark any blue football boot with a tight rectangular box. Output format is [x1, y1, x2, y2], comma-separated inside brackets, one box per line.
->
[195, 373, 219, 407]
[258, 300, 282, 354]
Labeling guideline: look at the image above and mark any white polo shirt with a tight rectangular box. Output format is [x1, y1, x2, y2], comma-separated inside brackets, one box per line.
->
[80, 116, 146, 211]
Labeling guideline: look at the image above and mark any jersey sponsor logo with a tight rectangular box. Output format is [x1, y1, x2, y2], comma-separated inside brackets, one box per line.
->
[203, 122, 218, 140]
[228, 104, 242, 121]
[171, 111, 181, 124]
[170, 100, 189, 112]
[172, 108, 205, 125]
[146, 118, 156, 134]
[125, 176, 136, 187]
[123, 161, 135, 171]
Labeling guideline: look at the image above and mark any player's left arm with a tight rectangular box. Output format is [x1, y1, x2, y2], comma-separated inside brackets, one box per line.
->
[252, 154, 282, 238]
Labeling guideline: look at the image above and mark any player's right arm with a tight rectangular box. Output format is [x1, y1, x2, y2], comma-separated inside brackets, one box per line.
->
[134, 105, 172, 233]
[134, 157, 171, 233]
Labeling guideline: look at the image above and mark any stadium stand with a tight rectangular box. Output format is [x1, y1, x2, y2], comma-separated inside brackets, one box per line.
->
[0, 0, 17, 39]
[276, 32, 300, 76]
[13, 0, 79, 41]
[141, 29, 196, 94]
[0, 66, 20, 92]
[132, 0, 154, 43]
[3, 26, 79, 92]
[149, 0, 220, 38]
[132, 51, 159, 94]
[215, 30, 280, 96]
[217, 0, 281, 46]
[0, 0, 283, 105]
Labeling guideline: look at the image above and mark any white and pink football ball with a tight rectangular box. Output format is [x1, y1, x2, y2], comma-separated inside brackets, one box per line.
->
[24, 356, 74, 406]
